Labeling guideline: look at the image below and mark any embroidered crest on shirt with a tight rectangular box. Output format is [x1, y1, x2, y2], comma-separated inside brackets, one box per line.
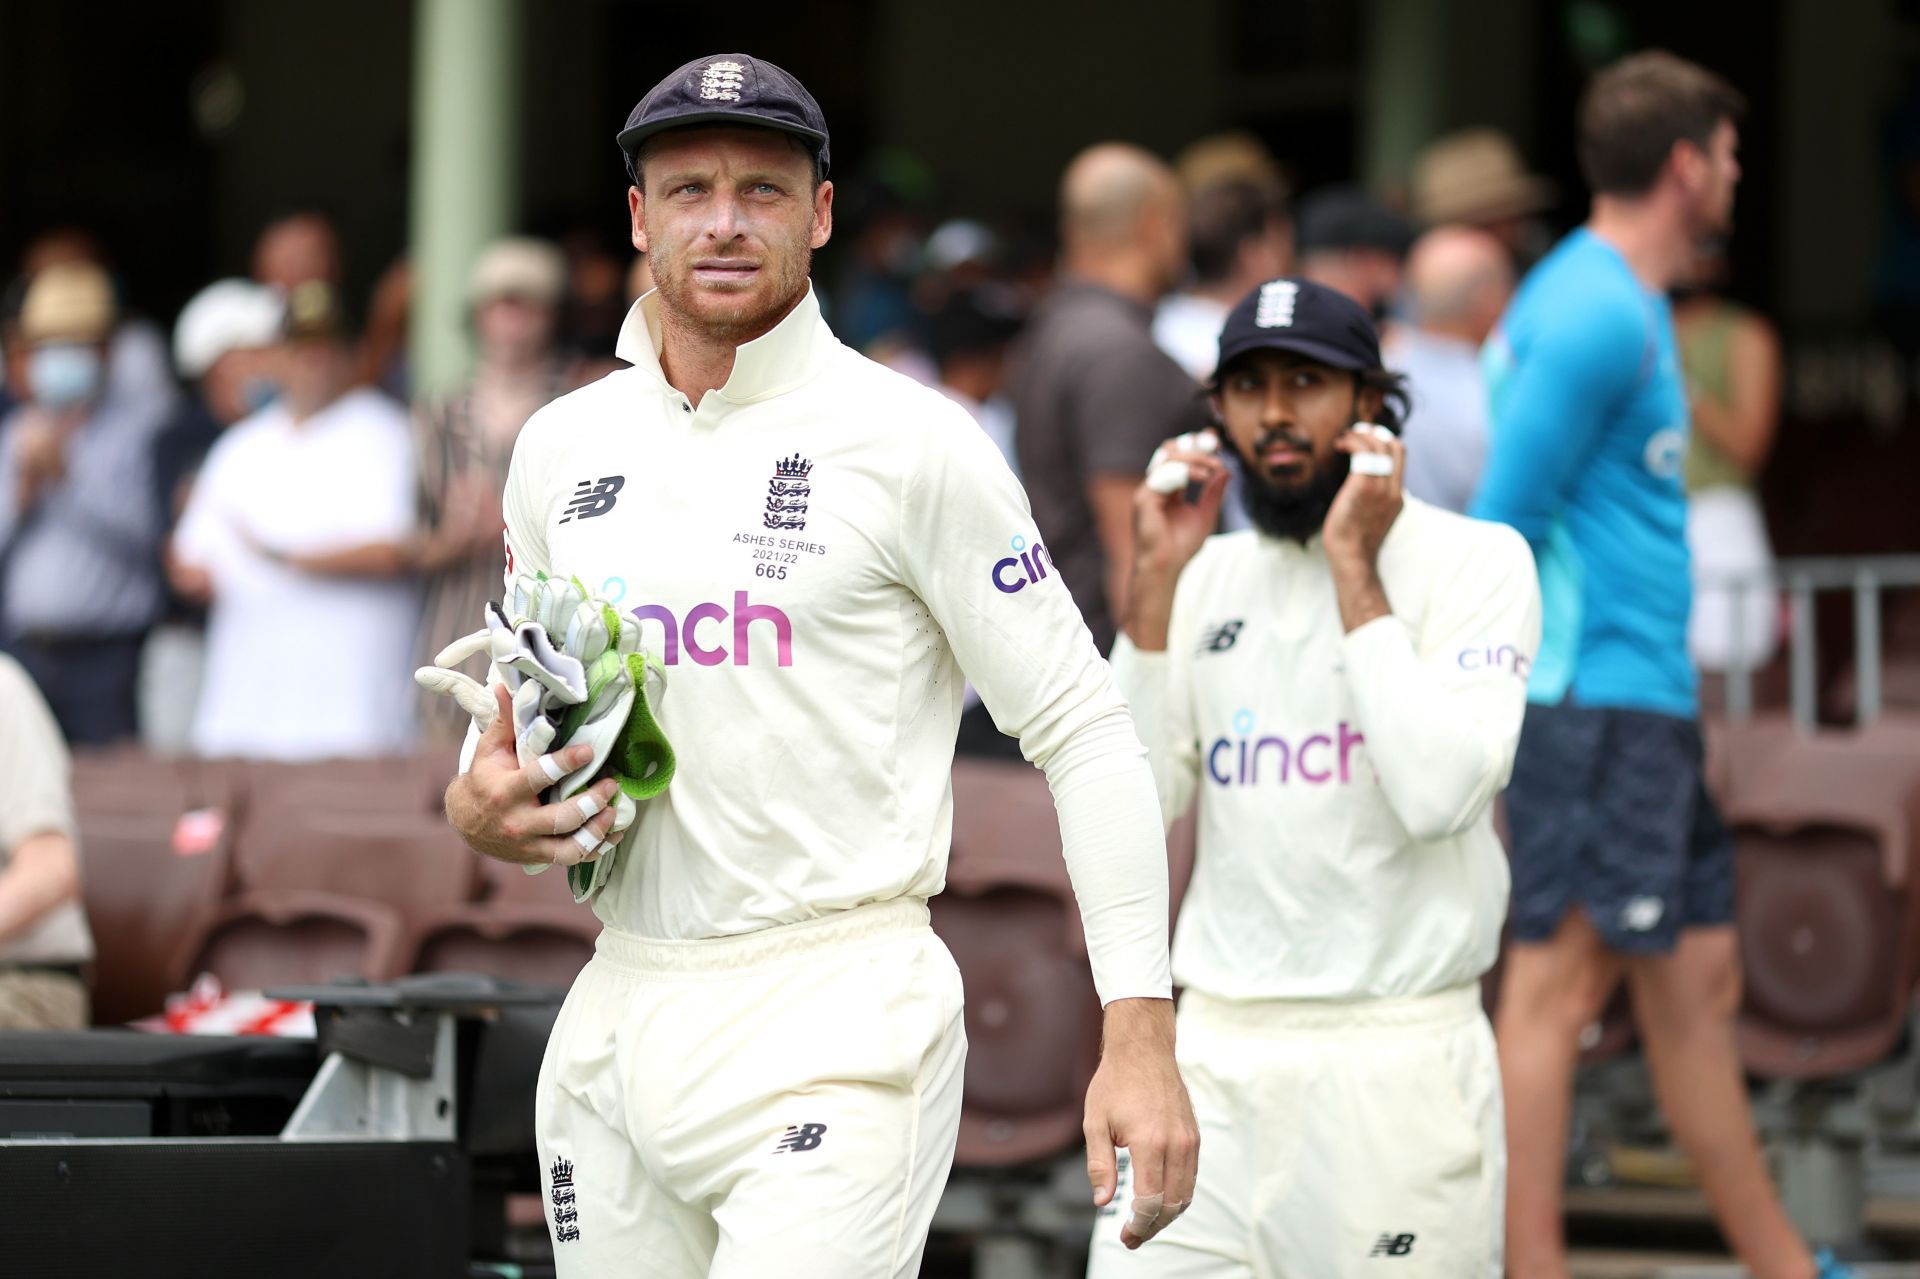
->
[699, 61, 746, 102]
[765, 454, 812, 530]
[549, 1157, 581, 1243]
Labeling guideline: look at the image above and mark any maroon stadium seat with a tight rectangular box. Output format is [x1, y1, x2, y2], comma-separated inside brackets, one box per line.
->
[70, 752, 236, 1024]
[229, 755, 447, 820]
[1727, 718, 1920, 1080]
[178, 792, 481, 992]
[228, 806, 479, 929]
[1703, 711, 1800, 809]
[936, 759, 1105, 1167]
[405, 858, 599, 990]
[188, 889, 408, 989]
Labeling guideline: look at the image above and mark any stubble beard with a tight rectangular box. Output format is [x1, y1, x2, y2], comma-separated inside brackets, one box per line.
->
[649, 227, 815, 347]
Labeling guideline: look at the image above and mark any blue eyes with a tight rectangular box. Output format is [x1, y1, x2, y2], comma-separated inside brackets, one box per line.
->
[672, 183, 782, 197]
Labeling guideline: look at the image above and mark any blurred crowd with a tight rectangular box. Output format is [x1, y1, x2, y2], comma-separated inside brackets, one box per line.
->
[0, 119, 1782, 762]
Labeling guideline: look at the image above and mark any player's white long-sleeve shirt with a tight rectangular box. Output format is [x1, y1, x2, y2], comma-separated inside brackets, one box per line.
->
[499, 286, 1170, 1004]
[1110, 500, 1540, 1002]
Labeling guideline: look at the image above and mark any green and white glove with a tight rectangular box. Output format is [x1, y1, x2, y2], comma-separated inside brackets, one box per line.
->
[545, 595, 674, 901]
[416, 572, 676, 900]
[415, 599, 585, 769]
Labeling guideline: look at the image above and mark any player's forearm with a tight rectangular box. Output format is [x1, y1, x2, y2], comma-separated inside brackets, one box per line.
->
[0, 833, 80, 946]
[1101, 996, 1176, 1053]
[1330, 556, 1505, 833]
[1340, 620, 1513, 840]
[1121, 561, 1179, 652]
[1044, 708, 1174, 1005]
[1107, 638, 1196, 830]
[1328, 551, 1392, 634]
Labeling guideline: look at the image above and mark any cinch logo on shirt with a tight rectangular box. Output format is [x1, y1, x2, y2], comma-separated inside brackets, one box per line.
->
[1206, 709, 1366, 787]
[1457, 643, 1531, 679]
[991, 535, 1056, 594]
[630, 591, 793, 667]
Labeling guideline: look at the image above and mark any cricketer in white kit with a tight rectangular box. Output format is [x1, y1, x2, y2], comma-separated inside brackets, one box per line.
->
[439, 53, 1198, 1278]
[1089, 278, 1540, 1279]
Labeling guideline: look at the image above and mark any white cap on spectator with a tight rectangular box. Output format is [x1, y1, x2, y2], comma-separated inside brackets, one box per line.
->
[173, 278, 285, 379]
[923, 220, 998, 273]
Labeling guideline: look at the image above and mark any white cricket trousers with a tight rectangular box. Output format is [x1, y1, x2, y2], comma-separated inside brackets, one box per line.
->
[1087, 983, 1503, 1279]
[535, 897, 967, 1277]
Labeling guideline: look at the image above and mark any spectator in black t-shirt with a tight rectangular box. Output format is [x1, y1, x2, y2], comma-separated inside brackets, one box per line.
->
[1010, 143, 1208, 654]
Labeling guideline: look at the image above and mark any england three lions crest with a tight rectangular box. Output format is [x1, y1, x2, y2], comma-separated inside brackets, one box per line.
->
[764, 453, 812, 531]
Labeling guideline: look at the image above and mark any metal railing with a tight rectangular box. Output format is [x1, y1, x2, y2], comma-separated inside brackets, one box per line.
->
[1708, 555, 1920, 728]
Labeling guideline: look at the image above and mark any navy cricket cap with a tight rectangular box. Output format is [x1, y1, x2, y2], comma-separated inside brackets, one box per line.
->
[1214, 277, 1384, 380]
[617, 54, 830, 183]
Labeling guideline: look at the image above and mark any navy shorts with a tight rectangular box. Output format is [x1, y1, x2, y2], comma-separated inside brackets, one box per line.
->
[1504, 700, 1735, 953]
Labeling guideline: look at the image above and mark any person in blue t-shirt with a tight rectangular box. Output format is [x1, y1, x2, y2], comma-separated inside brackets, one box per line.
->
[1473, 51, 1850, 1279]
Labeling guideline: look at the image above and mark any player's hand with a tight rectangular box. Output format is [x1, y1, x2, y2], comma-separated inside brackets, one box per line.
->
[445, 683, 622, 866]
[1125, 431, 1230, 651]
[1083, 998, 1199, 1250]
[1134, 430, 1229, 576]
[1323, 422, 1404, 570]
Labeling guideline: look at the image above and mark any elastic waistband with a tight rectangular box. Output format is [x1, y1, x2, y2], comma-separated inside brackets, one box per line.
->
[595, 897, 930, 977]
[1181, 982, 1484, 1033]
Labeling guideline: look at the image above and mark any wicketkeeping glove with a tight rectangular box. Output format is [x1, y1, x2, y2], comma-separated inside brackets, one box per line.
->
[416, 573, 676, 901]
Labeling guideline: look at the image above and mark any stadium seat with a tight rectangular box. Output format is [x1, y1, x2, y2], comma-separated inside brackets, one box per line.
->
[1728, 718, 1920, 1080]
[935, 759, 1103, 1167]
[1703, 711, 1800, 809]
[405, 858, 598, 990]
[186, 889, 409, 989]
[228, 805, 480, 928]
[70, 753, 236, 1025]
[229, 754, 448, 820]
[178, 794, 481, 993]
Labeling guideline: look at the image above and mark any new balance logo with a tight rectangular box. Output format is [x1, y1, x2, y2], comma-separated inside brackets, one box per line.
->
[549, 1157, 581, 1244]
[1198, 619, 1245, 654]
[559, 476, 624, 523]
[1369, 1233, 1416, 1257]
[773, 1123, 827, 1154]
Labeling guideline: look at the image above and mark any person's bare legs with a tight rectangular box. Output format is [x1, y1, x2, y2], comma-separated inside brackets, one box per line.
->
[1627, 926, 1817, 1279]
[1495, 910, 1623, 1279]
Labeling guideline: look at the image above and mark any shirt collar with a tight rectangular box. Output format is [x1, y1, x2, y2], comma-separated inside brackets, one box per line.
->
[615, 283, 835, 405]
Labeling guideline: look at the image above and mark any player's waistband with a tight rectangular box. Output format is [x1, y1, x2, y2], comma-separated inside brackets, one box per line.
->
[593, 896, 930, 976]
[1180, 982, 1483, 1034]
